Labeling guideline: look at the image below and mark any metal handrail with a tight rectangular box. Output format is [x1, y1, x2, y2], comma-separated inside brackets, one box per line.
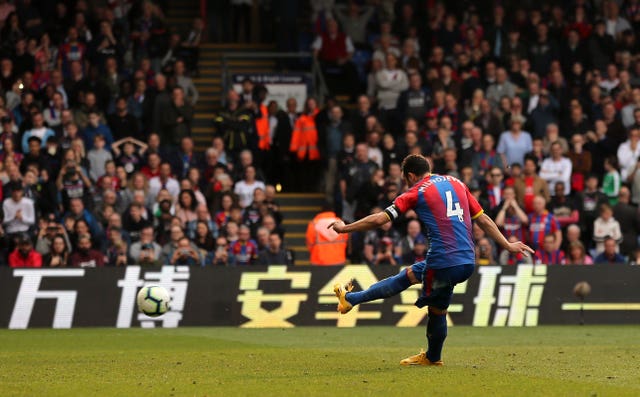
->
[220, 52, 329, 106]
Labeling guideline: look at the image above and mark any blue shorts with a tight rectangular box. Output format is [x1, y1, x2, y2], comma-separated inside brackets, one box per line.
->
[410, 262, 475, 309]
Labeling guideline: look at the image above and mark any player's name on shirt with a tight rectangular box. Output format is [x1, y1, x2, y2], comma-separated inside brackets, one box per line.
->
[417, 174, 465, 192]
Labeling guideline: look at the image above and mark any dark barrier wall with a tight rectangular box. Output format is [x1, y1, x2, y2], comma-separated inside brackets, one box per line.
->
[1, 265, 639, 329]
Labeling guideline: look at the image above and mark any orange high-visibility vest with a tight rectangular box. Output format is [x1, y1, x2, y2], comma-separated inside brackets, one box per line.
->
[256, 103, 270, 150]
[289, 109, 320, 161]
[306, 211, 348, 266]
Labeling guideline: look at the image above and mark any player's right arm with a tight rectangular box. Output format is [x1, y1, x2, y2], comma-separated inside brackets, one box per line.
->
[328, 211, 390, 234]
[329, 187, 418, 234]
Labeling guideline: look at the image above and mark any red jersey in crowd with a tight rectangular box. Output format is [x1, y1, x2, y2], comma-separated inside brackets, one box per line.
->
[528, 212, 561, 251]
[229, 240, 258, 265]
[501, 214, 527, 243]
[9, 250, 42, 268]
[534, 250, 566, 265]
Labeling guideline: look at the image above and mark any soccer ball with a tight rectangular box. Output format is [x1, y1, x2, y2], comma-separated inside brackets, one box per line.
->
[137, 285, 171, 317]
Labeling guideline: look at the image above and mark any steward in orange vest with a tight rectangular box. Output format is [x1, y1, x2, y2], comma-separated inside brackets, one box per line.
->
[306, 210, 348, 266]
[254, 85, 271, 151]
[290, 98, 320, 161]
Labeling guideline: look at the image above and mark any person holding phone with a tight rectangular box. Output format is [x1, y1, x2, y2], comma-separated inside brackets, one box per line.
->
[129, 226, 162, 266]
[170, 236, 201, 266]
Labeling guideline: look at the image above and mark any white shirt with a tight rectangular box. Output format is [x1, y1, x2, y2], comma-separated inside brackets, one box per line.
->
[621, 103, 639, 128]
[149, 177, 180, 200]
[491, 185, 502, 204]
[606, 17, 631, 36]
[368, 146, 383, 169]
[527, 95, 539, 114]
[234, 180, 266, 208]
[617, 140, 640, 180]
[269, 115, 278, 140]
[593, 217, 622, 254]
[599, 78, 619, 94]
[375, 68, 409, 110]
[2, 197, 35, 234]
[539, 157, 572, 196]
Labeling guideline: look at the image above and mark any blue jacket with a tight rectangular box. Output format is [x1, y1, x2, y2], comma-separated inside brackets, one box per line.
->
[593, 252, 626, 264]
[83, 124, 114, 150]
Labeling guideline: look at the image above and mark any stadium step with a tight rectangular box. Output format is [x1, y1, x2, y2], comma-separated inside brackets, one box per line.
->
[165, 0, 199, 35]
[191, 39, 276, 151]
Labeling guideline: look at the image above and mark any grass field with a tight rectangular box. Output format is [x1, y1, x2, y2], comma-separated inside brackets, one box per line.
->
[1, 326, 639, 397]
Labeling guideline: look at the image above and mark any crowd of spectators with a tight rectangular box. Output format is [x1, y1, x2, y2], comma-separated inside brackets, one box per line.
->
[0, 0, 296, 268]
[292, 0, 640, 266]
[3, 1, 640, 268]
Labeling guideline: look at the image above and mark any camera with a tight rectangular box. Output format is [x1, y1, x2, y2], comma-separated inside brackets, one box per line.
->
[64, 166, 77, 179]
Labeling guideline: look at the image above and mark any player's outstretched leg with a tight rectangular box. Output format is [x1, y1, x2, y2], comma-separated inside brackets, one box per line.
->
[334, 269, 412, 314]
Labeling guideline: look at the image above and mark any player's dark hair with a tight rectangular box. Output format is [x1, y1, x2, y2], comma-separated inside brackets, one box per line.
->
[401, 154, 430, 176]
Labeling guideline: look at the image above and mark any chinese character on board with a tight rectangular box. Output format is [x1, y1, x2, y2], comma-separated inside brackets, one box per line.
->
[472, 265, 546, 327]
[138, 266, 190, 328]
[237, 265, 311, 327]
[315, 265, 383, 327]
[116, 266, 190, 328]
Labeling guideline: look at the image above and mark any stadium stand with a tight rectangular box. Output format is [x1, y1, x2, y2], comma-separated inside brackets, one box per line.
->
[1, 0, 640, 267]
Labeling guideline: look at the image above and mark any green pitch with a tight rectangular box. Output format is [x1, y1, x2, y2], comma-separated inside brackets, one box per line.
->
[1, 326, 639, 396]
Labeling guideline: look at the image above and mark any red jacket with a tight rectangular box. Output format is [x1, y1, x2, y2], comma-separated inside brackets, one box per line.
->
[319, 32, 348, 62]
[70, 250, 105, 268]
[9, 250, 43, 268]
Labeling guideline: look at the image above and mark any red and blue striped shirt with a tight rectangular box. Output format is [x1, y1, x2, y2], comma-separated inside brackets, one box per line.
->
[388, 174, 484, 269]
[502, 214, 526, 242]
[528, 211, 560, 251]
[534, 250, 566, 265]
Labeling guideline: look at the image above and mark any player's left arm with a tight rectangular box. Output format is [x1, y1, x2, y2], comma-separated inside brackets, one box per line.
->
[465, 185, 534, 256]
[475, 213, 534, 256]
[328, 211, 390, 234]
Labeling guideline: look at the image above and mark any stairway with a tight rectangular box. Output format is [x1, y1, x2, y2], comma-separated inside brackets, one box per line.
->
[165, 1, 199, 33]
[277, 193, 326, 265]
[165, 2, 277, 149]
[165, 5, 318, 265]
[191, 44, 276, 149]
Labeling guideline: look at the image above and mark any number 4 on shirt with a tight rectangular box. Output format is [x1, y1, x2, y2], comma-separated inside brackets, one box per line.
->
[446, 190, 464, 222]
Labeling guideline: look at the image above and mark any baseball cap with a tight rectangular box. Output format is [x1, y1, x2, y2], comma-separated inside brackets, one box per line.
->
[16, 233, 31, 245]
